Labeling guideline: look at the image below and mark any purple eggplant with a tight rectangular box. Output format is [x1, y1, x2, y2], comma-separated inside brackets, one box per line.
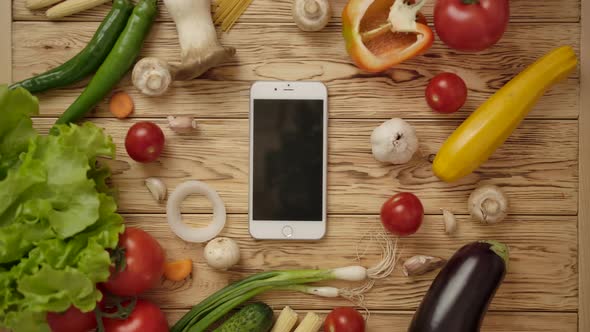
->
[408, 241, 509, 332]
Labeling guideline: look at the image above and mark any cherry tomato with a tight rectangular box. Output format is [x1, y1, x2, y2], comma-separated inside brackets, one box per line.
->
[324, 307, 365, 332]
[425, 73, 468, 114]
[380, 192, 424, 236]
[103, 228, 165, 297]
[125, 121, 165, 163]
[103, 300, 169, 332]
[47, 306, 97, 332]
[434, 0, 509, 52]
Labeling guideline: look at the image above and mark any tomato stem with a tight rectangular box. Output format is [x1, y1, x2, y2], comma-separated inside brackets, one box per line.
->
[110, 246, 127, 273]
[461, 0, 479, 4]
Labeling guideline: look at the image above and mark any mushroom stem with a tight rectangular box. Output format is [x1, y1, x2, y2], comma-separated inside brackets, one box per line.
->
[132, 0, 235, 96]
[304, 0, 320, 16]
[293, 0, 331, 31]
[166, 0, 236, 81]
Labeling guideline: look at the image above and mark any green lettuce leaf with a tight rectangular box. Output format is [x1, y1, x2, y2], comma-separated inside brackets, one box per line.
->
[0, 86, 123, 332]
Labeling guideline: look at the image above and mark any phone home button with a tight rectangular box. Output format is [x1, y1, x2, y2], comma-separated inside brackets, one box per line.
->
[282, 225, 293, 238]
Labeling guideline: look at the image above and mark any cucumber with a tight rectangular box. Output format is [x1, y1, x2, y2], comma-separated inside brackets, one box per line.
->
[214, 302, 274, 332]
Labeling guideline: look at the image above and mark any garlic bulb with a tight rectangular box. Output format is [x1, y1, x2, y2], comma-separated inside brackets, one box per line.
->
[371, 118, 419, 164]
[204, 237, 240, 270]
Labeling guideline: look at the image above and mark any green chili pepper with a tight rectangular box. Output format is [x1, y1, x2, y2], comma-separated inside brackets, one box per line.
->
[55, 0, 158, 126]
[10, 0, 134, 94]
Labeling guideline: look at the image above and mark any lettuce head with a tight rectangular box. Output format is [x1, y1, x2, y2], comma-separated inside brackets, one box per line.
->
[0, 86, 124, 332]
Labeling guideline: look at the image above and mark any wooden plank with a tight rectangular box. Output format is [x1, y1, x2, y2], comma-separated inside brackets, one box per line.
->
[163, 310, 578, 332]
[34, 118, 579, 215]
[12, 22, 581, 120]
[0, 0, 11, 84]
[12, 0, 582, 24]
[579, 0, 589, 328]
[122, 214, 578, 311]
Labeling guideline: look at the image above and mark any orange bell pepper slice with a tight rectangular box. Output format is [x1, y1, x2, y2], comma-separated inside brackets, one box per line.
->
[342, 0, 434, 72]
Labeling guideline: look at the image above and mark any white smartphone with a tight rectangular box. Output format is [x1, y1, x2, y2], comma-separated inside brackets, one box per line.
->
[249, 81, 328, 240]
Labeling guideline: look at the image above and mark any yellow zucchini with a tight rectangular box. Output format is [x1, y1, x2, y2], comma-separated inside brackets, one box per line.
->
[433, 46, 578, 182]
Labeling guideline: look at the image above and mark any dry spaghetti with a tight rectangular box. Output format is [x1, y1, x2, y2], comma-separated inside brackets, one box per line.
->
[213, 0, 254, 31]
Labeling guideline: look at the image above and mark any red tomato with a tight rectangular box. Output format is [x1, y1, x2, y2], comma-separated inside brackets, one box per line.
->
[47, 306, 97, 332]
[425, 73, 468, 114]
[380, 193, 424, 236]
[324, 307, 365, 332]
[125, 121, 165, 163]
[103, 228, 165, 297]
[434, 0, 509, 52]
[103, 300, 169, 332]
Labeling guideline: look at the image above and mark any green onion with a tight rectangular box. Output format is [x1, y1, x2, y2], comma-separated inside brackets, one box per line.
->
[172, 234, 397, 332]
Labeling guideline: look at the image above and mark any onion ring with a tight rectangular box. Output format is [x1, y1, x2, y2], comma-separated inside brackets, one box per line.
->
[166, 180, 226, 243]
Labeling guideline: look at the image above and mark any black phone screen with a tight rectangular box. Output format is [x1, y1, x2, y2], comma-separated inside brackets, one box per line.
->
[252, 99, 324, 221]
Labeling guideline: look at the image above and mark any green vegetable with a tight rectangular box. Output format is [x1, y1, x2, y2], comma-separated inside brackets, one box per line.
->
[55, 0, 158, 126]
[10, 0, 134, 94]
[214, 302, 273, 332]
[0, 86, 124, 332]
[173, 230, 396, 332]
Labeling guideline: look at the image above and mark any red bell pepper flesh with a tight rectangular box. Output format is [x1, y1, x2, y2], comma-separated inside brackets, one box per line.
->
[342, 0, 433, 72]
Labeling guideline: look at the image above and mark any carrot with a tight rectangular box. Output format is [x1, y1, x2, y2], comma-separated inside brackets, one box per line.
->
[109, 91, 134, 119]
[164, 259, 193, 281]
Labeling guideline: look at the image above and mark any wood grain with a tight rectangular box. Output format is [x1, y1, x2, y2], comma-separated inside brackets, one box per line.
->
[12, 0, 582, 24]
[0, 0, 11, 84]
[12, 22, 581, 120]
[33, 118, 579, 215]
[579, 0, 589, 328]
[163, 310, 578, 332]
[122, 214, 578, 311]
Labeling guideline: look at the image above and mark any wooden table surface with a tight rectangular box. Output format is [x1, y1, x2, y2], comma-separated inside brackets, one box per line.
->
[1, 0, 589, 331]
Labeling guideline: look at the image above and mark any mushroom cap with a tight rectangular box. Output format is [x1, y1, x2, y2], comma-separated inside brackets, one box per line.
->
[132, 57, 173, 97]
[292, 0, 332, 32]
[468, 184, 508, 224]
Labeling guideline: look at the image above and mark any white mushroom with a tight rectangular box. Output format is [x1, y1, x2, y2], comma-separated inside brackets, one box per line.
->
[132, 58, 173, 96]
[292, 0, 332, 31]
[204, 237, 241, 270]
[468, 185, 508, 224]
[370, 118, 419, 164]
[132, 0, 236, 96]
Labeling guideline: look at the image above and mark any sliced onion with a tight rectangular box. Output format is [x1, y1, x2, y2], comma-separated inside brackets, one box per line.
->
[166, 180, 226, 243]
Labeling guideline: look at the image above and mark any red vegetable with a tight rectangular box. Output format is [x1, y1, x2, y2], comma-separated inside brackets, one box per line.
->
[103, 227, 166, 297]
[47, 305, 97, 332]
[434, 0, 509, 52]
[103, 299, 169, 332]
[324, 307, 365, 332]
[380, 192, 424, 236]
[125, 121, 165, 163]
[425, 73, 468, 114]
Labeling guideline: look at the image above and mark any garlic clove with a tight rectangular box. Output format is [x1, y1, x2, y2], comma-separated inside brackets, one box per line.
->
[441, 209, 457, 235]
[168, 116, 198, 134]
[145, 177, 167, 202]
[402, 255, 446, 277]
